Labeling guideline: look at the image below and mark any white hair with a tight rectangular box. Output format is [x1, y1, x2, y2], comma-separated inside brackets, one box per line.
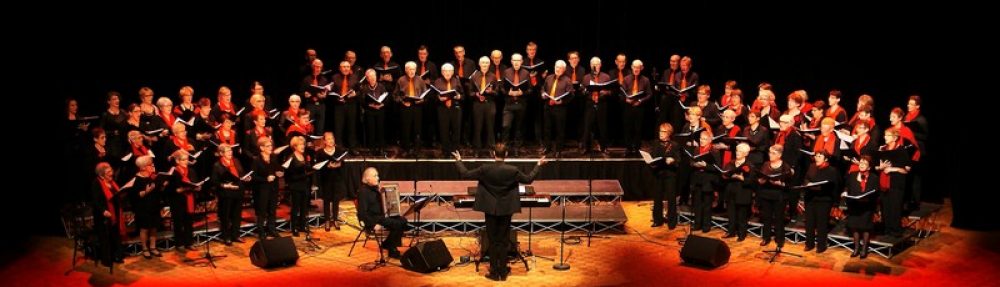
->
[441, 63, 454, 71]
[156, 96, 173, 107]
[404, 61, 417, 69]
[555, 60, 567, 68]
[632, 59, 643, 68]
[590, 57, 601, 65]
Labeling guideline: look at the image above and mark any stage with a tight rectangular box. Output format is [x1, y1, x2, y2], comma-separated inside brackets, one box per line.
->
[12, 200, 1000, 286]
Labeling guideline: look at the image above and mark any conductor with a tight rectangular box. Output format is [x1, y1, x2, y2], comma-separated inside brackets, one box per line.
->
[453, 143, 547, 281]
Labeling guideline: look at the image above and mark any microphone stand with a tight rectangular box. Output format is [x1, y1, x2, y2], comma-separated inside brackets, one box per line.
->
[553, 196, 571, 271]
[584, 151, 610, 247]
[188, 195, 226, 268]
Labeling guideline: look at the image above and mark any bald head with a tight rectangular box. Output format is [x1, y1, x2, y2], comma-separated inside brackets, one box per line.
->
[362, 167, 380, 186]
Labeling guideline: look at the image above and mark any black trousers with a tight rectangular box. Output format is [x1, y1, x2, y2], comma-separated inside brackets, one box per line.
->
[580, 102, 609, 150]
[400, 105, 423, 149]
[94, 218, 122, 265]
[623, 104, 644, 150]
[653, 176, 678, 226]
[472, 101, 496, 149]
[484, 213, 513, 275]
[376, 215, 408, 248]
[255, 186, 278, 234]
[502, 101, 526, 147]
[728, 203, 751, 237]
[365, 110, 385, 150]
[332, 103, 359, 148]
[437, 106, 462, 153]
[882, 185, 905, 236]
[758, 196, 786, 246]
[542, 105, 567, 151]
[290, 189, 310, 232]
[169, 195, 194, 246]
[307, 102, 326, 135]
[804, 199, 832, 247]
[691, 189, 714, 232]
[217, 195, 243, 241]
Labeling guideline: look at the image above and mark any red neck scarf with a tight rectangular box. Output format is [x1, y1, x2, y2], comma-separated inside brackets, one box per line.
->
[218, 101, 234, 114]
[775, 130, 790, 145]
[854, 134, 869, 155]
[859, 171, 869, 192]
[176, 165, 195, 213]
[160, 111, 175, 127]
[221, 157, 239, 177]
[722, 126, 741, 166]
[99, 178, 126, 237]
[172, 135, 193, 151]
[904, 109, 920, 122]
[132, 144, 149, 157]
[814, 132, 836, 155]
[217, 128, 235, 145]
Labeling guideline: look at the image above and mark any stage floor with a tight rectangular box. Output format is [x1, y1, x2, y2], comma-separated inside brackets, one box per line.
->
[8, 200, 1000, 286]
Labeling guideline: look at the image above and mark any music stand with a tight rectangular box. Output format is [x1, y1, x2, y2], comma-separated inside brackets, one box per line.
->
[405, 194, 434, 246]
[763, 246, 802, 263]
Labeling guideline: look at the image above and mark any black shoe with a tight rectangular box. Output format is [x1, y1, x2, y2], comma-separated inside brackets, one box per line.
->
[333, 221, 341, 230]
[668, 224, 677, 230]
[325, 222, 331, 232]
[114, 256, 125, 264]
[387, 249, 401, 259]
[223, 240, 233, 246]
[817, 245, 827, 254]
[804, 245, 815, 252]
[150, 249, 163, 257]
[651, 222, 664, 227]
[722, 233, 736, 238]
[485, 272, 503, 281]
[760, 239, 771, 246]
[268, 230, 280, 238]
[232, 237, 245, 243]
[737, 236, 746, 242]
[292, 231, 300, 237]
[859, 244, 869, 259]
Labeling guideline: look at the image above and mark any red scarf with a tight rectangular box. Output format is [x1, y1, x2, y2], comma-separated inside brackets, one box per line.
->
[879, 141, 899, 190]
[816, 161, 829, 170]
[99, 179, 126, 237]
[176, 165, 195, 213]
[254, 126, 269, 138]
[286, 107, 299, 121]
[160, 111, 176, 127]
[218, 101, 234, 114]
[286, 122, 312, 136]
[216, 128, 235, 145]
[813, 132, 836, 155]
[826, 106, 845, 120]
[722, 126, 741, 166]
[172, 135, 193, 151]
[132, 144, 149, 157]
[894, 123, 921, 161]
[859, 171, 869, 192]
[221, 157, 239, 178]
[904, 109, 920, 122]
[775, 130, 790, 145]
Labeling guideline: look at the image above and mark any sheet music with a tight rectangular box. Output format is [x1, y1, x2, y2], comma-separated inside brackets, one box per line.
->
[312, 160, 329, 170]
[845, 189, 878, 199]
[639, 150, 662, 164]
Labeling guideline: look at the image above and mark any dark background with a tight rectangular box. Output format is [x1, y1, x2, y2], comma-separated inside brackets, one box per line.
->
[22, 2, 980, 249]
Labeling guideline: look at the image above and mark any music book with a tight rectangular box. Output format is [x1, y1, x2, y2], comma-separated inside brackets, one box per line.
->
[677, 100, 690, 110]
[799, 149, 815, 156]
[542, 91, 570, 101]
[683, 149, 711, 160]
[431, 85, 459, 97]
[639, 150, 663, 164]
[240, 170, 254, 181]
[374, 65, 399, 72]
[121, 177, 136, 189]
[403, 194, 435, 217]
[308, 135, 323, 140]
[845, 189, 878, 199]
[121, 152, 133, 161]
[799, 127, 820, 133]
[368, 92, 389, 103]
[518, 185, 535, 195]
[586, 80, 620, 91]
[235, 107, 246, 116]
[334, 151, 348, 161]
[504, 78, 529, 89]
[187, 149, 204, 159]
[764, 172, 785, 178]
[670, 84, 697, 93]
[274, 145, 289, 154]
[157, 167, 175, 176]
[309, 83, 334, 93]
[835, 129, 855, 143]
[312, 160, 329, 170]
[712, 164, 733, 174]
[282, 157, 293, 169]
[768, 116, 780, 129]
[174, 117, 195, 126]
[523, 62, 545, 71]
[405, 88, 432, 101]
[792, 180, 829, 189]
[185, 177, 211, 187]
[618, 87, 645, 99]
[144, 128, 165, 135]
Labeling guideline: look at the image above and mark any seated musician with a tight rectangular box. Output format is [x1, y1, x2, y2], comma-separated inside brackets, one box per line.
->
[357, 167, 408, 259]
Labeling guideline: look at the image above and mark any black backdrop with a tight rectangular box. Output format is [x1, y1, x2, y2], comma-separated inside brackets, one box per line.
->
[28, 2, 980, 243]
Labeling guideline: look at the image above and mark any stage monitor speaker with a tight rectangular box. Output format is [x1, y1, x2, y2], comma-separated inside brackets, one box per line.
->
[249, 236, 299, 269]
[680, 235, 730, 268]
[401, 239, 453, 273]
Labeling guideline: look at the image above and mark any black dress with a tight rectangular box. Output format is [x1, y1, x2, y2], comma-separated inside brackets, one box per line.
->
[125, 175, 163, 229]
[845, 171, 880, 231]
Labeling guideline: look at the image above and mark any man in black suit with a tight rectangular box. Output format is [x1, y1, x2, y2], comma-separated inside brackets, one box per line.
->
[453, 143, 546, 281]
[356, 167, 408, 258]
